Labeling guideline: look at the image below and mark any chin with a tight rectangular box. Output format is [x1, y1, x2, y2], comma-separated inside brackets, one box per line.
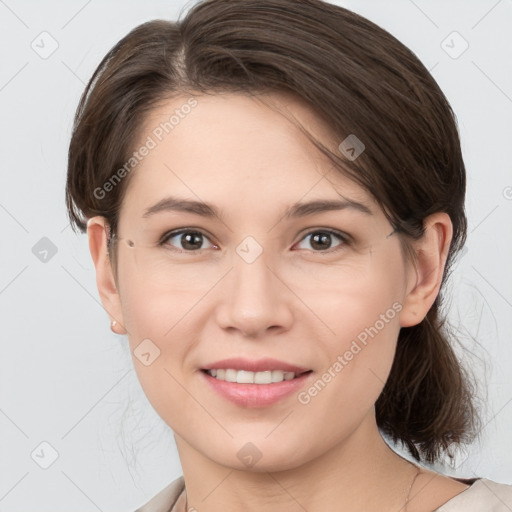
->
[203, 434, 312, 474]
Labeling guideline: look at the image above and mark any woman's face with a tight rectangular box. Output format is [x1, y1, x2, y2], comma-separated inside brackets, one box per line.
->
[109, 91, 417, 471]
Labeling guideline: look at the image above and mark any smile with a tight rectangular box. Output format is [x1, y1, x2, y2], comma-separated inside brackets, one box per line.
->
[200, 369, 314, 408]
[204, 368, 310, 384]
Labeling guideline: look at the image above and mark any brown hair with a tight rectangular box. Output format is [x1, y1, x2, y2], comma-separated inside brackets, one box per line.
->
[66, 0, 478, 464]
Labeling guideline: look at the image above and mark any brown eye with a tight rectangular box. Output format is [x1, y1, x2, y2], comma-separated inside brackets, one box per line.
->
[295, 229, 349, 253]
[161, 230, 217, 252]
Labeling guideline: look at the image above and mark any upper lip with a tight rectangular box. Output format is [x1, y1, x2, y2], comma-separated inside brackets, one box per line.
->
[202, 357, 311, 374]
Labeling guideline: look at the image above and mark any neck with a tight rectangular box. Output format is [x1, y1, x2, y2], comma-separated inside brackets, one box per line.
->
[174, 411, 418, 512]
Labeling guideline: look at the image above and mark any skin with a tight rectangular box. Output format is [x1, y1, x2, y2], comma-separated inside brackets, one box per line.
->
[88, 92, 469, 511]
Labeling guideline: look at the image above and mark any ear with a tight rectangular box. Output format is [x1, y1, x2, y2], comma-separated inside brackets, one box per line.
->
[399, 212, 453, 328]
[87, 216, 127, 334]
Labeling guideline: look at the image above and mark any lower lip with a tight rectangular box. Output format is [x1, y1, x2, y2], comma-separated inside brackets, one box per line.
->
[201, 370, 313, 408]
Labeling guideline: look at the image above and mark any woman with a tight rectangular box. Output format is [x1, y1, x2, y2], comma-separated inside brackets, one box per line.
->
[65, 0, 512, 510]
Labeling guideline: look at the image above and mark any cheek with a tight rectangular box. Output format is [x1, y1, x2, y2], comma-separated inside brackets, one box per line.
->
[320, 299, 401, 397]
[117, 275, 189, 389]
[296, 255, 405, 343]
[296, 253, 404, 405]
[297, 305, 401, 446]
[120, 285, 193, 424]
[118, 263, 202, 339]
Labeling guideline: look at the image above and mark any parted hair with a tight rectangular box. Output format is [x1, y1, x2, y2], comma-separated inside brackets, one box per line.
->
[66, 0, 478, 463]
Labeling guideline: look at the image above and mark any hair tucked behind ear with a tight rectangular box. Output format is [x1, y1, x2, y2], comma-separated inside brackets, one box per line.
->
[376, 301, 478, 463]
[65, 0, 479, 463]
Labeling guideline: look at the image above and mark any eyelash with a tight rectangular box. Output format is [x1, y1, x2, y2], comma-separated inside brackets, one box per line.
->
[159, 228, 351, 254]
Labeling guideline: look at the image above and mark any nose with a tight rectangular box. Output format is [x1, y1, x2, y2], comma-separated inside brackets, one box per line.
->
[215, 250, 294, 339]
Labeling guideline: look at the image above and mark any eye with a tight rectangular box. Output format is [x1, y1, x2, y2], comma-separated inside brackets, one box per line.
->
[159, 228, 350, 254]
[294, 229, 349, 253]
[160, 229, 218, 252]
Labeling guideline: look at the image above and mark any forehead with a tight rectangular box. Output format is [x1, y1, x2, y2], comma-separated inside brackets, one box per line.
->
[120, 91, 379, 223]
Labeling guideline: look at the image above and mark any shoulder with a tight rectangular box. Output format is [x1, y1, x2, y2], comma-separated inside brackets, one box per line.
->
[436, 478, 512, 511]
[132, 476, 185, 512]
[130, 475, 512, 512]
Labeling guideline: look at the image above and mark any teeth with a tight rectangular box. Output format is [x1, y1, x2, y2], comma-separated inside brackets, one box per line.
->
[207, 369, 297, 383]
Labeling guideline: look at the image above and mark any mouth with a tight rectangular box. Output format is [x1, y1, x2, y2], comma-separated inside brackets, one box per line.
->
[201, 368, 313, 384]
[199, 368, 314, 408]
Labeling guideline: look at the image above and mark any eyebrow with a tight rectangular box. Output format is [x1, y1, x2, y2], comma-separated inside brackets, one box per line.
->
[142, 196, 373, 220]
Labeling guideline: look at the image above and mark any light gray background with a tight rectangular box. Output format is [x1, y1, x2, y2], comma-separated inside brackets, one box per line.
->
[1, 0, 511, 510]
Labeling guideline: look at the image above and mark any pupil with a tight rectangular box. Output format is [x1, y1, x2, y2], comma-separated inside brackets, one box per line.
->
[182, 232, 202, 250]
[311, 232, 331, 250]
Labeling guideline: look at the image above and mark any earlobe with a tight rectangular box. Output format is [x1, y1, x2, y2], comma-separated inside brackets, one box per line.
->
[399, 212, 453, 328]
[87, 216, 127, 334]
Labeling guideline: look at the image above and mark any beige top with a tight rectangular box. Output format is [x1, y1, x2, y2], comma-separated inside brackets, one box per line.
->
[133, 476, 512, 512]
